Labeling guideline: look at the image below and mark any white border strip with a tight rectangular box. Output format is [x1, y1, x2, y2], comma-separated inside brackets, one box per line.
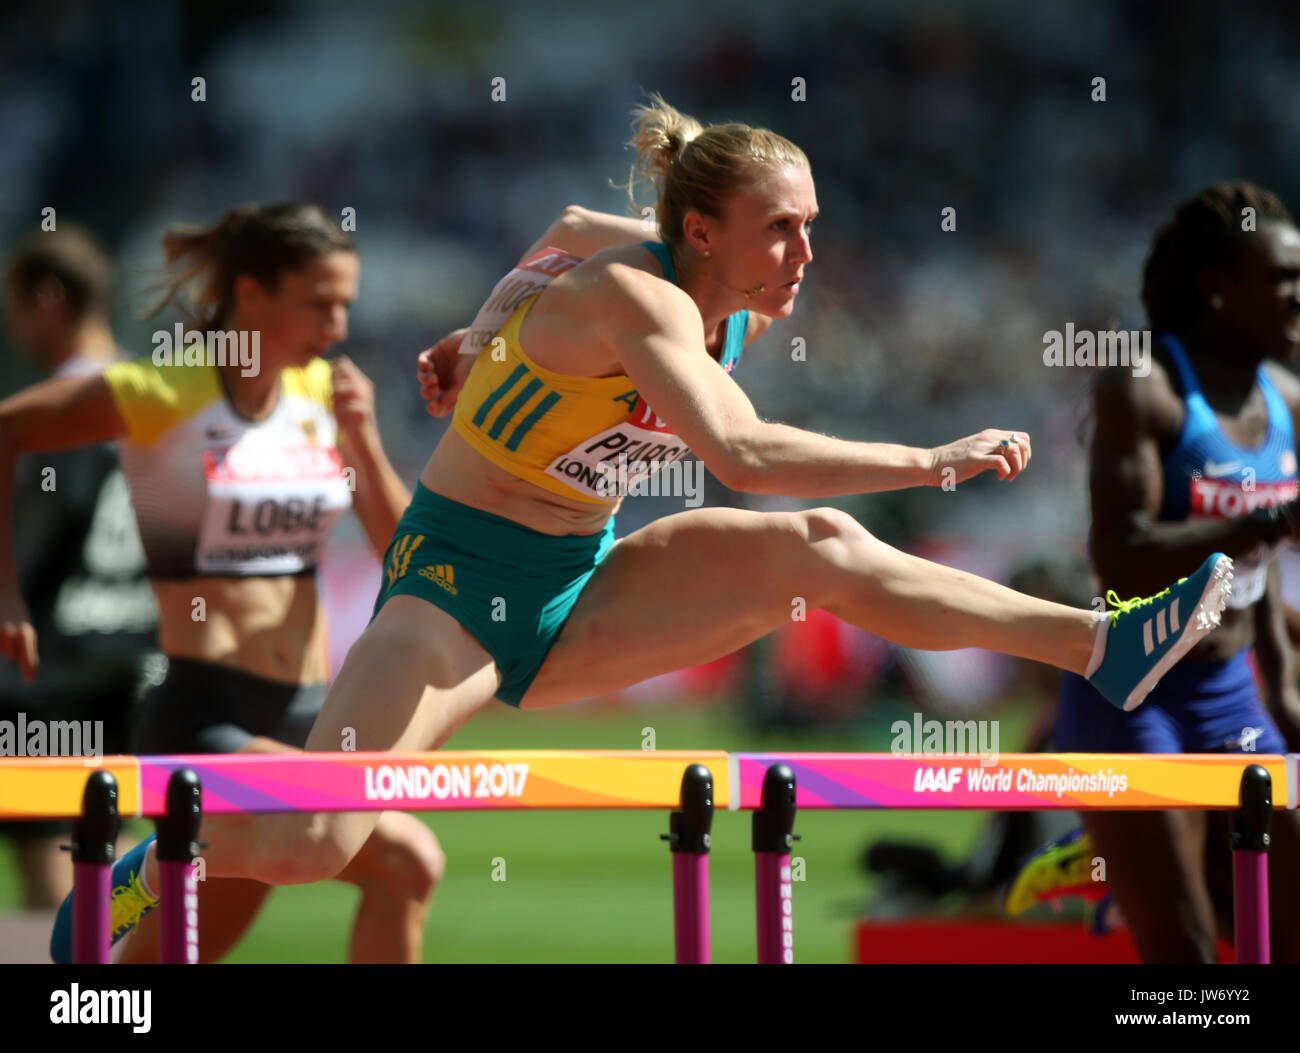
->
[1288, 753, 1296, 809]
[728, 752, 739, 810]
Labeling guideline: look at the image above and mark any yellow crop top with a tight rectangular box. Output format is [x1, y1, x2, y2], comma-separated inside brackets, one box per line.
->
[451, 243, 747, 505]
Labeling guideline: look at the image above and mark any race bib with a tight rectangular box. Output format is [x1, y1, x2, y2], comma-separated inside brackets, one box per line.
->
[459, 247, 584, 357]
[545, 395, 690, 500]
[1189, 477, 1297, 608]
[197, 443, 351, 575]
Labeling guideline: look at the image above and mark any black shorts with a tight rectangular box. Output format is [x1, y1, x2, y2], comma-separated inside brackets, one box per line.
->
[128, 657, 327, 754]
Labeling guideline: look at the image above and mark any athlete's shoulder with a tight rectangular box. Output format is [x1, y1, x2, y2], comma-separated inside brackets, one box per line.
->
[1093, 358, 1181, 440]
[102, 356, 221, 445]
[104, 355, 219, 398]
[578, 245, 695, 323]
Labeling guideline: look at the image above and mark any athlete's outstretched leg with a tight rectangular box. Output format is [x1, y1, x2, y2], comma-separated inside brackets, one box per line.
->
[524, 507, 1224, 708]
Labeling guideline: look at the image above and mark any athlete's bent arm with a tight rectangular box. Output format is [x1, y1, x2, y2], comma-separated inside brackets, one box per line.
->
[331, 357, 409, 557]
[1089, 368, 1294, 594]
[520, 205, 656, 262]
[605, 267, 1027, 497]
[0, 375, 126, 677]
[420, 209, 668, 415]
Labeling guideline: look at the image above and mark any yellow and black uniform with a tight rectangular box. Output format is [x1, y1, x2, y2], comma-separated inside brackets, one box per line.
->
[100, 349, 352, 752]
[104, 354, 352, 578]
[375, 242, 749, 706]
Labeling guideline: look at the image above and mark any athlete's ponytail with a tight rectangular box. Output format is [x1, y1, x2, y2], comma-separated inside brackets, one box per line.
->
[624, 93, 808, 248]
[147, 203, 354, 329]
[627, 94, 705, 196]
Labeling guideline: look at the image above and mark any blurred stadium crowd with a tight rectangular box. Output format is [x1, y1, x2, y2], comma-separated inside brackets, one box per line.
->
[2, 0, 1299, 718]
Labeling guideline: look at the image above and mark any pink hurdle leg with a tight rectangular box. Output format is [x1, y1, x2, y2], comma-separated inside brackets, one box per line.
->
[71, 770, 119, 965]
[753, 764, 798, 965]
[672, 853, 710, 963]
[72, 861, 113, 964]
[664, 764, 713, 964]
[156, 769, 203, 964]
[1230, 764, 1271, 965]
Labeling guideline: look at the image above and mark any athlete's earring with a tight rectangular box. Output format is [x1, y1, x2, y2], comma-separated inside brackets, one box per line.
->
[704, 250, 712, 258]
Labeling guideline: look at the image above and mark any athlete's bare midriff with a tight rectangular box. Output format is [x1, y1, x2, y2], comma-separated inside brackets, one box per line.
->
[424, 245, 729, 537]
[423, 431, 622, 535]
[152, 575, 329, 684]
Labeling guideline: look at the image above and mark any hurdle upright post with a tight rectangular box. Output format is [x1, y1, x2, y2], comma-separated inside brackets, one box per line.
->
[68, 770, 120, 964]
[155, 768, 203, 965]
[661, 764, 713, 964]
[1230, 763, 1271, 965]
[752, 763, 798, 964]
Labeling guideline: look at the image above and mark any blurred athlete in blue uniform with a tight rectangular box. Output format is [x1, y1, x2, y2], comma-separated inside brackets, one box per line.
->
[1052, 183, 1300, 961]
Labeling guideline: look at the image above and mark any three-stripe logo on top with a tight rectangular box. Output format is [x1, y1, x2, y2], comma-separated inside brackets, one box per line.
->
[471, 364, 562, 452]
[1140, 598, 1180, 656]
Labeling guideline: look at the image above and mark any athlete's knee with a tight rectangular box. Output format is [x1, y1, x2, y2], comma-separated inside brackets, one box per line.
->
[797, 507, 881, 568]
[786, 508, 879, 607]
[355, 812, 445, 904]
[798, 506, 872, 546]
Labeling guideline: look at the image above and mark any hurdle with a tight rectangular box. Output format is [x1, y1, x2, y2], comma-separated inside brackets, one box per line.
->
[661, 764, 714, 963]
[0, 751, 1288, 964]
[66, 769, 118, 964]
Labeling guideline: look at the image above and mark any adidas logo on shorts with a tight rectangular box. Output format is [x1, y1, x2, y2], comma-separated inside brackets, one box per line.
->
[418, 563, 458, 595]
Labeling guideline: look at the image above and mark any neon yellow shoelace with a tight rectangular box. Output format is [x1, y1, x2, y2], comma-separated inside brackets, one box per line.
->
[109, 871, 157, 937]
[1104, 577, 1186, 627]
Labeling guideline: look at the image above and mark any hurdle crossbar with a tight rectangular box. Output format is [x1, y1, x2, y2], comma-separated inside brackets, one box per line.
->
[0, 751, 1292, 819]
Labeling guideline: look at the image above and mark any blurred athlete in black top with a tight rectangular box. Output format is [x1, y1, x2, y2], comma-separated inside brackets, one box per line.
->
[0, 226, 158, 908]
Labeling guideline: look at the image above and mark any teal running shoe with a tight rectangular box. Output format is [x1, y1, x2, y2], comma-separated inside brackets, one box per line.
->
[1088, 553, 1233, 711]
